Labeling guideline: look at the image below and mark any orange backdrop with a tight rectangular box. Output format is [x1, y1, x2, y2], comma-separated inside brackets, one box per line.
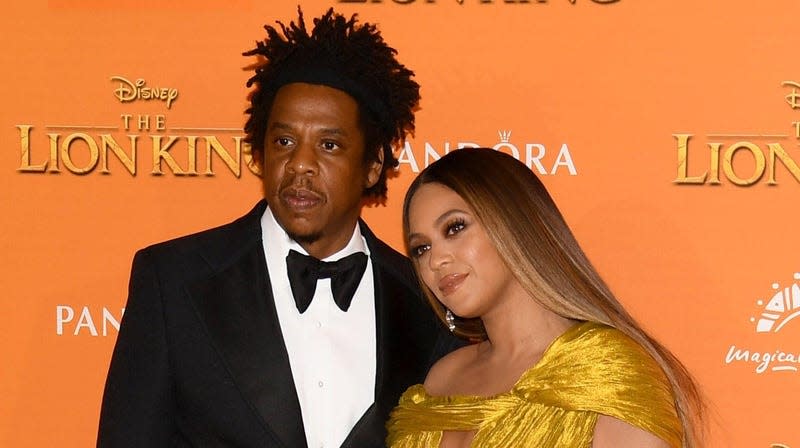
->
[2, 1, 799, 446]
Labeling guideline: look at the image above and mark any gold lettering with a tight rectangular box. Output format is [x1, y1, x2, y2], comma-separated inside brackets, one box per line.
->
[99, 134, 137, 175]
[111, 76, 137, 104]
[673, 134, 706, 184]
[766, 143, 800, 184]
[722, 142, 765, 186]
[155, 115, 166, 131]
[18, 127, 257, 177]
[243, 142, 261, 176]
[204, 136, 241, 177]
[782, 81, 800, 109]
[151, 136, 187, 175]
[61, 133, 99, 175]
[186, 136, 199, 175]
[17, 125, 48, 172]
[708, 142, 721, 185]
[47, 133, 61, 173]
[138, 115, 150, 131]
[111, 76, 178, 108]
[166, 89, 178, 109]
[336, 0, 620, 4]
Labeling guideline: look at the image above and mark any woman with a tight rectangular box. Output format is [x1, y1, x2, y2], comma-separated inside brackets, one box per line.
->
[386, 148, 704, 447]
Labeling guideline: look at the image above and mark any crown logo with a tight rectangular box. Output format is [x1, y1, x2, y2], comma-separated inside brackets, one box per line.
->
[498, 130, 512, 143]
[751, 272, 800, 332]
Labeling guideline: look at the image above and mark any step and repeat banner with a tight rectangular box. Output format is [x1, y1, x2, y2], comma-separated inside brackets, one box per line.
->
[2, 1, 798, 446]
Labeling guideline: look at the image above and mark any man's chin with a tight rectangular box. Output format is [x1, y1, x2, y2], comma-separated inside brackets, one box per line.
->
[272, 206, 323, 245]
[286, 230, 322, 246]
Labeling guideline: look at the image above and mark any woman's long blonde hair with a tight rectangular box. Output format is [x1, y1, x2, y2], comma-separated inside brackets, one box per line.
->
[402, 148, 704, 447]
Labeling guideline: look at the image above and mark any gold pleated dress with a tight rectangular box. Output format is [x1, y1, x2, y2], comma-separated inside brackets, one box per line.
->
[386, 322, 682, 447]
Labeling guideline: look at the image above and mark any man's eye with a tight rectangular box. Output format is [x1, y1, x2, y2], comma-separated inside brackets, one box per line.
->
[269, 137, 294, 150]
[321, 141, 340, 151]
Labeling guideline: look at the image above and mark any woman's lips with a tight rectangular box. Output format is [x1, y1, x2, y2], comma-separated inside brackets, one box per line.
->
[438, 273, 467, 296]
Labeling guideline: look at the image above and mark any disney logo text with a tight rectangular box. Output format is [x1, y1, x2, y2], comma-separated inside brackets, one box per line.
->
[111, 76, 178, 109]
[782, 81, 800, 110]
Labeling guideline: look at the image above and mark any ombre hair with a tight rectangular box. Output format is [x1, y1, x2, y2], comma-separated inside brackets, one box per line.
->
[402, 148, 704, 447]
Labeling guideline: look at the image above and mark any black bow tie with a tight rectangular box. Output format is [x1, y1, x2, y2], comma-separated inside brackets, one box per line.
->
[286, 249, 368, 313]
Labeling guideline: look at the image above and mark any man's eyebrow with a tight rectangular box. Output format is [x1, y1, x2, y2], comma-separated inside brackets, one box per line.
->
[267, 122, 349, 137]
[268, 121, 294, 132]
[318, 127, 348, 137]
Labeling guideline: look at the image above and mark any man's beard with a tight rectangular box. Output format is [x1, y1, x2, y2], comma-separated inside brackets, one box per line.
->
[287, 230, 322, 247]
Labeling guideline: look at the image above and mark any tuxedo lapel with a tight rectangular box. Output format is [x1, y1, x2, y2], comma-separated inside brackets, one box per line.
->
[373, 265, 433, 414]
[187, 203, 307, 448]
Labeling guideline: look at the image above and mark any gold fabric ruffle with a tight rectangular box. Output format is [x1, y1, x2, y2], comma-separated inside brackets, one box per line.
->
[386, 321, 682, 448]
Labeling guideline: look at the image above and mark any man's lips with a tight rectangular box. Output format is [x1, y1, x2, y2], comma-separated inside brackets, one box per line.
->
[279, 187, 322, 211]
[438, 273, 467, 296]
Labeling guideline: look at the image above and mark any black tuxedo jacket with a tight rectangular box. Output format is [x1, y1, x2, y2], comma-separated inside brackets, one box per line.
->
[98, 201, 456, 447]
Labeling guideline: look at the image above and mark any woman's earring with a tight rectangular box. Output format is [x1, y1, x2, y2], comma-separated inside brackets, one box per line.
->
[445, 309, 456, 332]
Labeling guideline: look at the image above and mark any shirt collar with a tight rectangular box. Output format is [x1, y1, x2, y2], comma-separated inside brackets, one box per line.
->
[262, 205, 368, 262]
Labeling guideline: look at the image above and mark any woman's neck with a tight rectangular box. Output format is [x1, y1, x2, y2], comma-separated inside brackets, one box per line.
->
[478, 283, 575, 362]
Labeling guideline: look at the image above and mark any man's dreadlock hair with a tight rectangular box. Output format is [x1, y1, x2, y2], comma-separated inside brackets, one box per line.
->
[243, 7, 420, 200]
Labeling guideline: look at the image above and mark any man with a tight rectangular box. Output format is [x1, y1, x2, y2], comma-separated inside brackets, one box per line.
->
[98, 8, 456, 448]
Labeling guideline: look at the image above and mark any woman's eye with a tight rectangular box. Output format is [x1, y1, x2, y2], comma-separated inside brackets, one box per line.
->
[445, 219, 466, 236]
[410, 244, 429, 258]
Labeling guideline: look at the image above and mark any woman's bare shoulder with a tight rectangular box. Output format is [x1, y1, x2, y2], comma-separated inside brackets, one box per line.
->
[592, 415, 671, 448]
[423, 343, 480, 396]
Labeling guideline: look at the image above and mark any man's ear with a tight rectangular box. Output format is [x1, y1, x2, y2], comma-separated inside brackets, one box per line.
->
[365, 148, 384, 189]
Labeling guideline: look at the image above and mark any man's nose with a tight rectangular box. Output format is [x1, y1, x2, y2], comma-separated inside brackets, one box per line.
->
[286, 141, 318, 175]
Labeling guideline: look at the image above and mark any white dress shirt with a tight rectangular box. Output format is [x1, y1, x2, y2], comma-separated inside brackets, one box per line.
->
[261, 206, 377, 448]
